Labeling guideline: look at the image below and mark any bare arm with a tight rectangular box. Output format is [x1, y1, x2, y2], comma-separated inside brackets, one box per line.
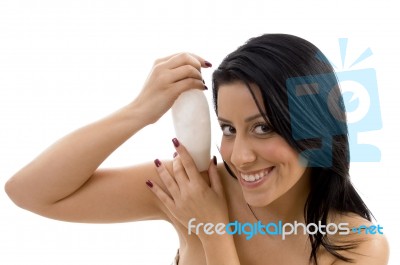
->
[5, 53, 210, 223]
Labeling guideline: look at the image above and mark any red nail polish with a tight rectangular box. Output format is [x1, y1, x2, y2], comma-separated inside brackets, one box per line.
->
[173, 152, 178, 158]
[154, 159, 161, 167]
[145, 180, 153, 188]
[213, 156, 217, 165]
[172, 138, 180, 148]
[204, 61, 212, 67]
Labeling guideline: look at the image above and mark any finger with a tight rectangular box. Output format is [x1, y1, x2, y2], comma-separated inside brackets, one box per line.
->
[154, 52, 212, 70]
[172, 138, 205, 183]
[172, 153, 190, 187]
[169, 64, 202, 83]
[173, 78, 206, 94]
[154, 159, 180, 199]
[165, 53, 211, 70]
[153, 53, 180, 65]
[208, 156, 224, 195]
[186, 53, 212, 68]
[145, 179, 175, 211]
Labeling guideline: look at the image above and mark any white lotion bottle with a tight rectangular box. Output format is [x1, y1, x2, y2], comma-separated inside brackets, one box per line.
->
[171, 89, 211, 172]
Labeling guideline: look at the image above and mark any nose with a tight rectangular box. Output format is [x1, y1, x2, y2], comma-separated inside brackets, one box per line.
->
[230, 135, 256, 169]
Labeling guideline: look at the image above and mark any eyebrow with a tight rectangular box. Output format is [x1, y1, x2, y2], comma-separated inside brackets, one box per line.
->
[218, 113, 266, 123]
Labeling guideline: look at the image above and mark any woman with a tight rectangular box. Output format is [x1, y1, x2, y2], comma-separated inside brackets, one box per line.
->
[5, 34, 389, 264]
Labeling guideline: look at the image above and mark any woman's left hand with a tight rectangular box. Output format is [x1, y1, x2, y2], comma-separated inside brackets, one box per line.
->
[147, 138, 229, 239]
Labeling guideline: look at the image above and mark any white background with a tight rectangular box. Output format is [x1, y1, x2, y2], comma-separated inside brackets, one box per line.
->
[0, 0, 399, 264]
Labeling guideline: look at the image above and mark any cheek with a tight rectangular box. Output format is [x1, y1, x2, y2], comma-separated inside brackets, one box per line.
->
[270, 141, 306, 176]
[220, 138, 233, 162]
[258, 137, 300, 166]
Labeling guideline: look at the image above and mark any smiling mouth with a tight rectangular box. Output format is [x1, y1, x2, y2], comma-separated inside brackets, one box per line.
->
[240, 167, 275, 183]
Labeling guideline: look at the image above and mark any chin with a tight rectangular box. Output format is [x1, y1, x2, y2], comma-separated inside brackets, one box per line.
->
[243, 192, 272, 208]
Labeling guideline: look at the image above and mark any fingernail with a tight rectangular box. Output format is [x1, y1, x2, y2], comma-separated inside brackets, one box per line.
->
[202, 79, 205, 84]
[173, 152, 178, 158]
[154, 159, 161, 167]
[145, 180, 153, 188]
[213, 156, 217, 165]
[172, 138, 180, 148]
[204, 61, 212, 67]
[204, 85, 208, 90]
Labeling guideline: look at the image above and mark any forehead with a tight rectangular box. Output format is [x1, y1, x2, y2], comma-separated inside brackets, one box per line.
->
[217, 81, 264, 116]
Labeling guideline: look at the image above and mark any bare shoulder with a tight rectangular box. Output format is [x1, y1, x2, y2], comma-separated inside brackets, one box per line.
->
[329, 212, 389, 265]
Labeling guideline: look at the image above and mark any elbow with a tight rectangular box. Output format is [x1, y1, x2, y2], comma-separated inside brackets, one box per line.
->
[5, 177, 22, 207]
[4, 177, 31, 210]
[4, 177, 60, 221]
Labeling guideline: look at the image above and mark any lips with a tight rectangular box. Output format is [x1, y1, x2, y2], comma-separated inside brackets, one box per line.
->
[238, 166, 275, 188]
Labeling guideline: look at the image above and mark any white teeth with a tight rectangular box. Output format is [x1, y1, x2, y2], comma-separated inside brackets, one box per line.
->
[240, 168, 273, 182]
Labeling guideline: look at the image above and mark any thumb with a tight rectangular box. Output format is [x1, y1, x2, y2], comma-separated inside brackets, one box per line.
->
[208, 156, 224, 195]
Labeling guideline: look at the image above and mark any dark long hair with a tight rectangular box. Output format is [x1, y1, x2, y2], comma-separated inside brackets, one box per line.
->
[212, 33, 372, 264]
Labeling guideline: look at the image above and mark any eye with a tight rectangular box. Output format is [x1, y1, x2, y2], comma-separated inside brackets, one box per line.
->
[253, 123, 272, 135]
[220, 124, 236, 136]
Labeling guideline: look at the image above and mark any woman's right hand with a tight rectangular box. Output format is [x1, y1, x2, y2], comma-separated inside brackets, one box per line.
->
[131, 53, 211, 124]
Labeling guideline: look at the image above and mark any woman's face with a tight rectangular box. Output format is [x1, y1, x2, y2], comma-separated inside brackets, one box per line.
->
[217, 81, 308, 207]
